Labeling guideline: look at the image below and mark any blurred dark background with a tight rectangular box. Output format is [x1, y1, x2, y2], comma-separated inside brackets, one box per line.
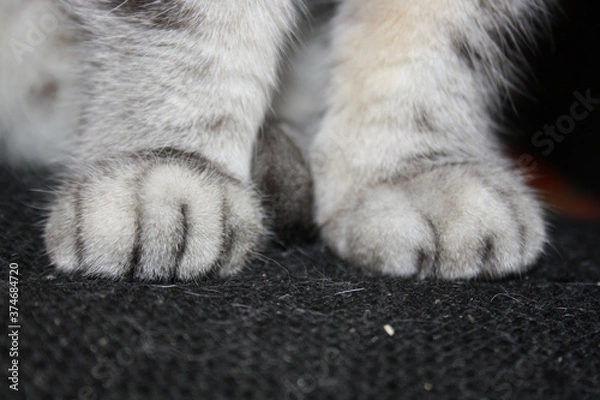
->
[508, 0, 600, 215]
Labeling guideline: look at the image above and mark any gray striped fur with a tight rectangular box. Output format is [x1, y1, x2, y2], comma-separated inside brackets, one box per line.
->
[0, 0, 552, 280]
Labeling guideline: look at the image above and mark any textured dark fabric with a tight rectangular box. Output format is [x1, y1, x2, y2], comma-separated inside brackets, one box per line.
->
[0, 167, 599, 400]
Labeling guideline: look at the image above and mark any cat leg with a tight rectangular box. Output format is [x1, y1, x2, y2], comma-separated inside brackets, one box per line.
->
[45, 0, 296, 280]
[311, 0, 549, 279]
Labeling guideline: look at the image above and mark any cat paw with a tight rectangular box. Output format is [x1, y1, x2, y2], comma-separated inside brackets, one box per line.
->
[321, 164, 546, 279]
[45, 149, 265, 281]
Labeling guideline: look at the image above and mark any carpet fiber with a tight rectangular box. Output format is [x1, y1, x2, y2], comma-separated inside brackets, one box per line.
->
[1, 167, 599, 400]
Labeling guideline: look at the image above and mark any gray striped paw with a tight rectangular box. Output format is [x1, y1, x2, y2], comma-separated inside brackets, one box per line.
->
[45, 149, 265, 281]
[321, 164, 546, 280]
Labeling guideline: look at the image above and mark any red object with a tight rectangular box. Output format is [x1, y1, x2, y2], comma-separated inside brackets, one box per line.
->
[511, 150, 600, 219]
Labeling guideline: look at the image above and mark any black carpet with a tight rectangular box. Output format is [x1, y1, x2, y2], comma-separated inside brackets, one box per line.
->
[1, 167, 599, 400]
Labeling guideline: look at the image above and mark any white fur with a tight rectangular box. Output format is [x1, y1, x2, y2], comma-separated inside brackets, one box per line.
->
[1, 0, 550, 280]
[43, 0, 295, 280]
[308, 0, 547, 278]
[0, 0, 75, 165]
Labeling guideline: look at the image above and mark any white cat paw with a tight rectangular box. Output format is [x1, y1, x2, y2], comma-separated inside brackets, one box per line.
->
[321, 164, 546, 279]
[45, 149, 265, 281]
